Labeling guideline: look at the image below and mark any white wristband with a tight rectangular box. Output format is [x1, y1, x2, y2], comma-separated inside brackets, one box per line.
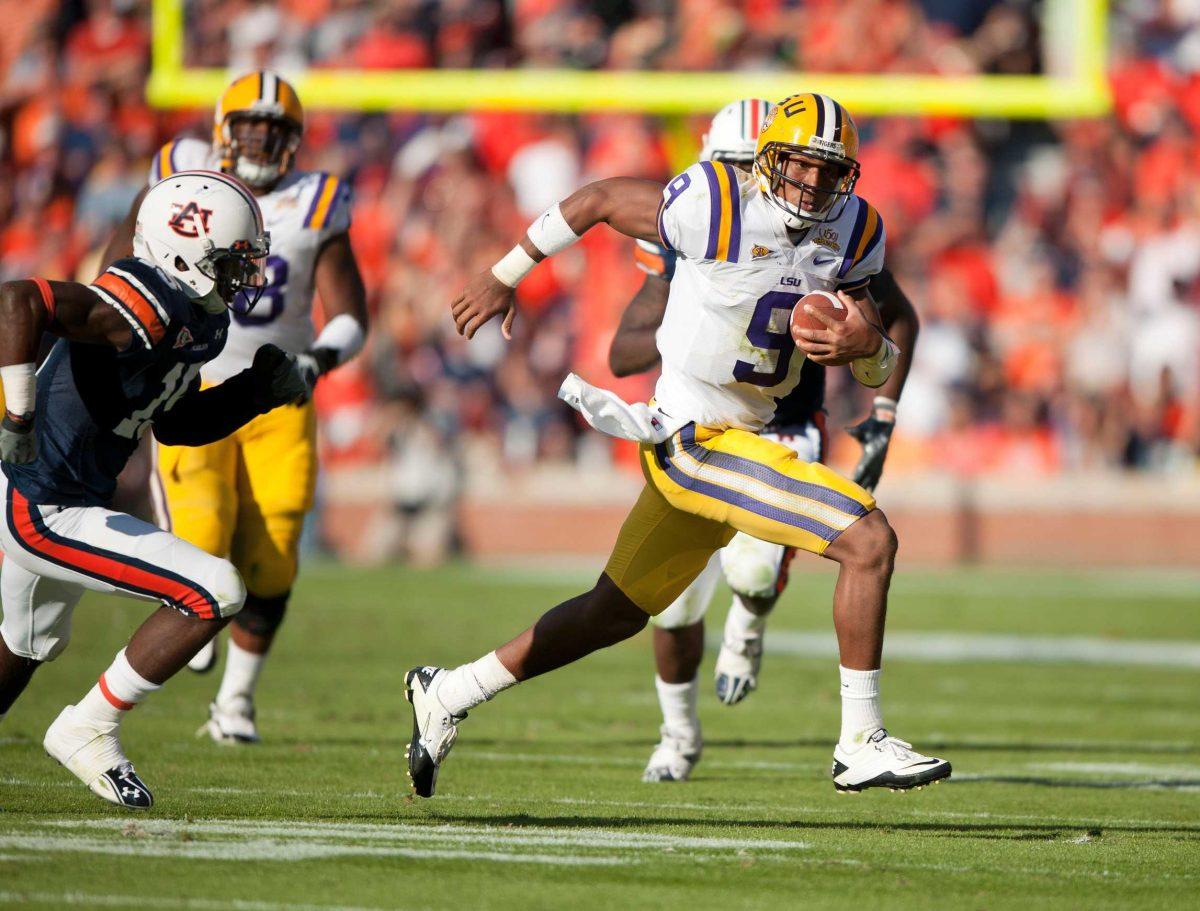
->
[491, 244, 538, 288]
[850, 337, 899, 389]
[0, 363, 36, 417]
[312, 313, 366, 367]
[526, 203, 580, 256]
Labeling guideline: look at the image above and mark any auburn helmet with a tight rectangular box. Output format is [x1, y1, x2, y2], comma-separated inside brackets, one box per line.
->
[701, 98, 775, 165]
[753, 93, 860, 227]
[135, 170, 269, 309]
[214, 71, 304, 189]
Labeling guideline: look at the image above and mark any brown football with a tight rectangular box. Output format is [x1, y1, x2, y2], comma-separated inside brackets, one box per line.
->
[790, 290, 847, 336]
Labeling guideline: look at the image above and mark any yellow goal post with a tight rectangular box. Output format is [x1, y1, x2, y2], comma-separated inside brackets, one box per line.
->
[148, 0, 1109, 119]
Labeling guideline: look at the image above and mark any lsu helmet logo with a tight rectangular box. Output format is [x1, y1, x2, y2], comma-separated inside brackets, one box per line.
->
[168, 201, 214, 238]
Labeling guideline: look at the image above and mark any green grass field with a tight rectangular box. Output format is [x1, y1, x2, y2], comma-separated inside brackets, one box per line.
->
[2, 562, 1198, 910]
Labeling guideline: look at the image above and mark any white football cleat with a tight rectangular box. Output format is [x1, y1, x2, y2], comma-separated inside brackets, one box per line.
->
[404, 666, 463, 798]
[714, 634, 763, 706]
[43, 705, 153, 809]
[642, 726, 702, 782]
[187, 639, 218, 674]
[832, 729, 952, 793]
[199, 697, 260, 744]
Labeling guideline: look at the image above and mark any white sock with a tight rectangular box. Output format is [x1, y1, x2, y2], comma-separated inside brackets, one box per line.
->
[76, 649, 162, 726]
[216, 640, 266, 708]
[724, 596, 768, 641]
[655, 675, 700, 743]
[839, 665, 884, 750]
[437, 651, 518, 716]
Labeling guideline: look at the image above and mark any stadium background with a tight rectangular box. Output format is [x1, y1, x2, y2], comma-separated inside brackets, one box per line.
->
[3, 0, 1199, 566]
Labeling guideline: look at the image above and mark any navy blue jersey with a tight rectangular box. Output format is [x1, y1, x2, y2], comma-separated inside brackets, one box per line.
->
[765, 357, 824, 434]
[4, 258, 230, 506]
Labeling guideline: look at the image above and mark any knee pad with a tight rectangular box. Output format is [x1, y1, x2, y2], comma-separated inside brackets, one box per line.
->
[205, 560, 246, 619]
[720, 533, 787, 600]
[233, 590, 289, 638]
[651, 555, 722, 629]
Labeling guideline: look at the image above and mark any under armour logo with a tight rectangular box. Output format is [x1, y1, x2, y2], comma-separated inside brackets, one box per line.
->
[168, 201, 214, 239]
[121, 786, 139, 798]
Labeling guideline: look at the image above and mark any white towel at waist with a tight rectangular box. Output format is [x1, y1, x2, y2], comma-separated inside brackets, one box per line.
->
[557, 373, 687, 445]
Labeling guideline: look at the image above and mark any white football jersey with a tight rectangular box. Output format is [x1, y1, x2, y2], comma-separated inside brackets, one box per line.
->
[148, 138, 352, 383]
[653, 161, 885, 431]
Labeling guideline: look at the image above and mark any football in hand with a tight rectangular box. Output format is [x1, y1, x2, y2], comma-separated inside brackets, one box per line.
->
[790, 290, 847, 337]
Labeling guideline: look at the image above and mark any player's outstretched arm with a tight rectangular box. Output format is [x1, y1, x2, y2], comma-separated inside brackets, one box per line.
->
[451, 177, 664, 340]
[296, 232, 370, 399]
[0, 279, 133, 463]
[608, 273, 669, 377]
[153, 344, 306, 446]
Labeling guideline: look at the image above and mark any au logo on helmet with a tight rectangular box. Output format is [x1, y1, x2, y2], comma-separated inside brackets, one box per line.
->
[168, 202, 214, 239]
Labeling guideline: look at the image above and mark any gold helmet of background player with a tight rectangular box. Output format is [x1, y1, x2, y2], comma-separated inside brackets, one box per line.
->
[754, 93, 860, 228]
[214, 71, 304, 190]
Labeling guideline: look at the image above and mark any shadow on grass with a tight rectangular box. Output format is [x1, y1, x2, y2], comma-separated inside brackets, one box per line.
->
[949, 774, 1200, 791]
[400, 810, 1200, 840]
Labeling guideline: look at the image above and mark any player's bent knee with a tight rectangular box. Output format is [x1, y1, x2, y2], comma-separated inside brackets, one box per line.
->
[593, 574, 650, 641]
[233, 590, 289, 637]
[720, 535, 786, 600]
[833, 509, 897, 573]
[209, 561, 247, 619]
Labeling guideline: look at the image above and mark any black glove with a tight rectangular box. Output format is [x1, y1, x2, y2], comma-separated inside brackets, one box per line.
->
[0, 412, 37, 465]
[292, 347, 339, 404]
[847, 410, 895, 493]
[250, 344, 307, 410]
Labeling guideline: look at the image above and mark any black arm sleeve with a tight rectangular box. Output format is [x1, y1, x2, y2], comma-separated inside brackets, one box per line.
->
[152, 370, 271, 447]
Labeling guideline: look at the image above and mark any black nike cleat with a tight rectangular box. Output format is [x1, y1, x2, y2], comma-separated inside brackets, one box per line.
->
[404, 666, 463, 798]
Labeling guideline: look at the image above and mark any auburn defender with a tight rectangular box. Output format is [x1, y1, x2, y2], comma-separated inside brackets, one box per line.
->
[609, 99, 920, 783]
[0, 172, 305, 807]
[105, 71, 368, 744]
[409, 93, 950, 797]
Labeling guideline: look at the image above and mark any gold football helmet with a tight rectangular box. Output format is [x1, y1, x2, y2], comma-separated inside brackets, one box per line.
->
[213, 71, 304, 189]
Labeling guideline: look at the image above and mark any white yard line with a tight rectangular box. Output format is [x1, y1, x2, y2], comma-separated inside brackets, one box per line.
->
[0, 891, 400, 911]
[1032, 761, 1200, 777]
[750, 630, 1200, 668]
[0, 833, 627, 866]
[43, 818, 810, 853]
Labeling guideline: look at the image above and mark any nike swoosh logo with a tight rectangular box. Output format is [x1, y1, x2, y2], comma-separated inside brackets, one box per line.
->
[909, 759, 941, 767]
[814, 257, 837, 265]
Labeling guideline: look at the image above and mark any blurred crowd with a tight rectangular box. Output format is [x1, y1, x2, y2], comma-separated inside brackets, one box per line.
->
[3, 0, 1200, 544]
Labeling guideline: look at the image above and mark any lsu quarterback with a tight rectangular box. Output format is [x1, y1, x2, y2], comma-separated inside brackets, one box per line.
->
[408, 93, 951, 797]
[0, 171, 306, 807]
[105, 71, 369, 743]
[610, 99, 919, 783]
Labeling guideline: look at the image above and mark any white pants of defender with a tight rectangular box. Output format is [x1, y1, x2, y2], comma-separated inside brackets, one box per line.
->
[0, 475, 245, 662]
[652, 423, 823, 630]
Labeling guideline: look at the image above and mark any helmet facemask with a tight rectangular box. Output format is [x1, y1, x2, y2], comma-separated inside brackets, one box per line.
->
[196, 234, 270, 311]
[222, 115, 301, 189]
[755, 143, 859, 227]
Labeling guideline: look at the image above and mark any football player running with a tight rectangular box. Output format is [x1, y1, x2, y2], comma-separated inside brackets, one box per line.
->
[105, 71, 369, 744]
[609, 100, 919, 782]
[412, 93, 950, 797]
[0, 172, 307, 807]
